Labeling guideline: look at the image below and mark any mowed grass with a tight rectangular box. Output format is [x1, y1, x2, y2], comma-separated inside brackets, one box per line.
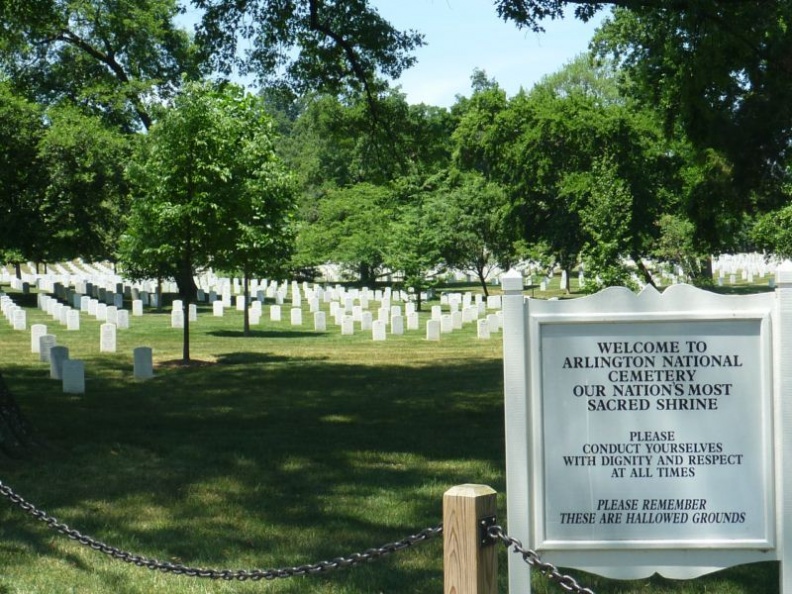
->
[0, 280, 781, 594]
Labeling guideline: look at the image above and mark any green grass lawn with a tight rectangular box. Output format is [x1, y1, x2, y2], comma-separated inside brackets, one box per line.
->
[0, 278, 781, 594]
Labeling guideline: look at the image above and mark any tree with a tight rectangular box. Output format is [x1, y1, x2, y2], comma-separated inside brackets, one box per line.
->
[421, 170, 515, 296]
[752, 185, 792, 261]
[194, 0, 423, 108]
[0, 0, 202, 130]
[210, 92, 299, 335]
[564, 157, 638, 291]
[37, 105, 131, 263]
[295, 183, 393, 285]
[453, 57, 679, 288]
[592, 2, 792, 205]
[120, 81, 295, 360]
[0, 82, 46, 277]
[382, 190, 445, 312]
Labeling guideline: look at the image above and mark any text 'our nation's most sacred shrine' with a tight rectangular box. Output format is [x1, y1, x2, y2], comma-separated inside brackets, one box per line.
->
[563, 339, 741, 411]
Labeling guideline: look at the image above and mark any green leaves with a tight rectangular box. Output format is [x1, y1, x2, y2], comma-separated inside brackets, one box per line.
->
[121, 80, 297, 285]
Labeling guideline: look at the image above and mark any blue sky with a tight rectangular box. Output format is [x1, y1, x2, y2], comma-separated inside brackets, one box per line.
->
[372, 1, 608, 107]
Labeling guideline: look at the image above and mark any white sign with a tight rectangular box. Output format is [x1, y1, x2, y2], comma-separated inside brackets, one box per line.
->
[500, 273, 791, 590]
[540, 319, 772, 548]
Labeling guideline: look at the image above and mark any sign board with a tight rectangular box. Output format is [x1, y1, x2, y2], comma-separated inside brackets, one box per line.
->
[500, 268, 792, 592]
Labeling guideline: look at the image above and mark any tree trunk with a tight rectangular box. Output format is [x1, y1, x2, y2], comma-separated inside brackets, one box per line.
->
[156, 277, 163, 312]
[13, 262, 21, 280]
[477, 265, 490, 298]
[634, 256, 657, 289]
[0, 370, 38, 457]
[699, 256, 714, 284]
[182, 297, 190, 363]
[176, 263, 197, 363]
[243, 273, 250, 336]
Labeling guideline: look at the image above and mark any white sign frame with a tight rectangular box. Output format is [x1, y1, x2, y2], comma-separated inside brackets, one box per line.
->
[501, 267, 792, 592]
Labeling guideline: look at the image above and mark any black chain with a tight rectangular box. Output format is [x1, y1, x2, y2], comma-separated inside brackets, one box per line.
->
[487, 525, 596, 594]
[0, 480, 442, 580]
[0, 479, 596, 592]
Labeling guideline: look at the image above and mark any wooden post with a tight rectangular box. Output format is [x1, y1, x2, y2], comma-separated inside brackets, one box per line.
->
[443, 484, 497, 594]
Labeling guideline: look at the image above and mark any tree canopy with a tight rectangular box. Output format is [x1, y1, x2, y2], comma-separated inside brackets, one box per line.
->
[0, 0, 202, 130]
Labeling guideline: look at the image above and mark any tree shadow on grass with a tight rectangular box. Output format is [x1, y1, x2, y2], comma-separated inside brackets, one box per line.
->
[208, 329, 323, 339]
[214, 352, 323, 365]
[0, 355, 503, 593]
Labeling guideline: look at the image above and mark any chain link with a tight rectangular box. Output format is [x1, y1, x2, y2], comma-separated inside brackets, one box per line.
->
[487, 525, 596, 594]
[0, 480, 442, 580]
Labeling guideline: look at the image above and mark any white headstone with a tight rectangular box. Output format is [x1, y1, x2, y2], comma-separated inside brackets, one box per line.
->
[213, 300, 224, 317]
[31, 324, 47, 353]
[189, 303, 197, 322]
[62, 360, 85, 394]
[133, 347, 154, 380]
[425, 320, 441, 341]
[391, 315, 404, 335]
[440, 314, 454, 334]
[270, 305, 282, 321]
[431, 305, 442, 321]
[171, 308, 184, 328]
[116, 310, 129, 329]
[407, 312, 419, 330]
[359, 311, 372, 331]
[66, 309, 80, 331]
[314, 311, 327, 332]
[291, 307, 302, 326]
[477, 319, 491, 339]
[39, 334, 57, 362]
[12, 309, 26, 331]
[95, 302, 107, 321]
[49, 346, 69, 380]
[100, 323, 116, 353]
[106, 305, 118, 325]
[372, 320, 387, 341]
[132, 299, 144, 316]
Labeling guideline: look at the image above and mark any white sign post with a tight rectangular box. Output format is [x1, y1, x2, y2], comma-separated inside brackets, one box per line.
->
[501, 264, 792, 592]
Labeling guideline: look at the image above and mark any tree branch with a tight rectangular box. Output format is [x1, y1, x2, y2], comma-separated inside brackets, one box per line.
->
[307, 0, 378, 109]
[56, 29, 152, 129]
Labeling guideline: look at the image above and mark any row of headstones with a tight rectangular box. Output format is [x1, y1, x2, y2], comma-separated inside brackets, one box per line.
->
[1, 292, 28, 330]
[35, 293, 133, 332]
[30, 325, 154, 394]
[713, 253, 781, 278]
[248, 299, 504, 340]
[166, 290, 504, 340]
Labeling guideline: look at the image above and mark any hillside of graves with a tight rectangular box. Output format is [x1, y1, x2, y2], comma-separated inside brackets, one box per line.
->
[0, 256, 782, 594]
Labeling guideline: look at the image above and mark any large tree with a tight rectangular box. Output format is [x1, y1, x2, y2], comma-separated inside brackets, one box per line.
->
[0, 0, 202, 130]
[193, 0, 423, 106]
[0, 82, 46, 276]
[452, 56, 680, 287]
[295, 182, 393, 285]
[592, 2, 792, 205]
[421, 169, 516, 296]
[37, 105, 131, 263]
